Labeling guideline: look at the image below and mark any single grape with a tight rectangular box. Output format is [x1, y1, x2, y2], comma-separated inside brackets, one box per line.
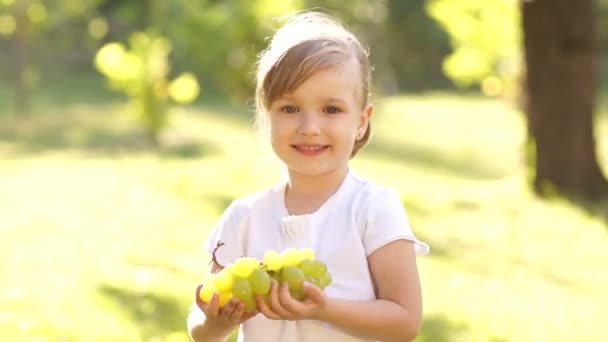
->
[229, 257, 257, 278]
[263, 250, 283, 271]
[213, 269, 233, 292]
[242, 257, 260, 270]
[218, 290, 233, 307]
[199, 284, 216, 303]
[298, 259, 316, 276]
[281, 265, 306, 293]
[318, 272, 332, 289]
[299, 248, 315, 261]
[308, 260, 328, 279]
[232, 276, 253, 301]
[249, 268, 271, 295]
[306, 271, 332, 290]
[281, 248, 302, 267]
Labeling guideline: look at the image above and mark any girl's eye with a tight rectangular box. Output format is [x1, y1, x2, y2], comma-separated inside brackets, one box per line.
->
[324, 106, 341, 114]
[281, 105, 299, 113]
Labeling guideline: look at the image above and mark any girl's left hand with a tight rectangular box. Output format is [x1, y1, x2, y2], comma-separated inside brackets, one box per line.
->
[255, 280, 328, 321]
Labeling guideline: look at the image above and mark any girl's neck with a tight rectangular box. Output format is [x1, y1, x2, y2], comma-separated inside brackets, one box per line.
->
[284, 167, 349, 215]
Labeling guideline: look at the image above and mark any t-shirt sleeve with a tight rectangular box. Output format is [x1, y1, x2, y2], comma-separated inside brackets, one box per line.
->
[203, 199, 247, 266]
[188, 200, 249, 331]
[186, 300, 205, 333]
[363, 189, 429, 256]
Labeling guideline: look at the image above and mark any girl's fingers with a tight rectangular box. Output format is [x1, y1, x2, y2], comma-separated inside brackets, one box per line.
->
[195, 284, 221, 318]
[220, 298, 238, 319]
[269, 280, 294, 319]
[255, 295, 281, 320]
[230, 301, 245, 322]
[238, 310, 259, 324]
[302, 281, 326, 306]
[206, 292, 220, 318]
[194, 284, 205, 309]
[240, 309, 258, 323]
[278, 282, 298, 310]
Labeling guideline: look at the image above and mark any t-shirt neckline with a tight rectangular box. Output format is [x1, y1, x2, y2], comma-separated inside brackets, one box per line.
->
[278, 169, 353, 218]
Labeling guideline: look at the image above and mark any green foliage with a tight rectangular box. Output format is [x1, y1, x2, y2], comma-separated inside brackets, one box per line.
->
[166, 0, 303, 99]
[426, 0, 522, 97]
[100, 0, 280, 99]
[94, 31, 199, 144]
[383, 0, 452, 91]
[0, 0, 106, 93]
[0, 0, 104, 46]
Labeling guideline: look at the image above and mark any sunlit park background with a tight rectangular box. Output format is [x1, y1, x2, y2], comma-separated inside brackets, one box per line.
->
[1, 0, 608, 341]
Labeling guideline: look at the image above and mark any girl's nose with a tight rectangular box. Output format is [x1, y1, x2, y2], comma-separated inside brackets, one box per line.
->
[297, 112, 321, 136]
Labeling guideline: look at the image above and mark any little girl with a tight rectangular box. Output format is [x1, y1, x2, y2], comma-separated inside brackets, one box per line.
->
[188, 11, 429, 342]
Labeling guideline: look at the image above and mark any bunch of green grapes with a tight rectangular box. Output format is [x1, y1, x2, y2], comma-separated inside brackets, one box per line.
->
[198, 248, 332, 311]
[263, 248, 332, 300]
[199, 256, 270, 312]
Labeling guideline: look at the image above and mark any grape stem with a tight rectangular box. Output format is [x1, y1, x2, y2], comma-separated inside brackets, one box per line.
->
[210, 240, 226, 270]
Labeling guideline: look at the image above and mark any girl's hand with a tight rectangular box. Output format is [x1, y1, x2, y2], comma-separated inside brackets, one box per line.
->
[255, 280, 328, 321]
[194, 284, 258, 333]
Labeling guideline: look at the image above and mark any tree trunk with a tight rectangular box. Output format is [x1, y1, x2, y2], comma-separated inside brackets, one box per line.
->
[521, 0, 608, 198]
[13, 0, 30, 116]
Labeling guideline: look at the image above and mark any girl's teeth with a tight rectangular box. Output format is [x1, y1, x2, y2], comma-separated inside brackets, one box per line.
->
[300, 146, 322, 150]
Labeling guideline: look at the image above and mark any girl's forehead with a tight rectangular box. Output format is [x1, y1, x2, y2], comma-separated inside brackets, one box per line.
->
[283, 61, 361, 96]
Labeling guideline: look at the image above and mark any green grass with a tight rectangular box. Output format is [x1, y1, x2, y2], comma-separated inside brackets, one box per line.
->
[0, 87, 607, 341]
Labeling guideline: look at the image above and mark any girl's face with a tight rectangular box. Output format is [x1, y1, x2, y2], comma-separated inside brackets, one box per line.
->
[268, 61, 372, 180]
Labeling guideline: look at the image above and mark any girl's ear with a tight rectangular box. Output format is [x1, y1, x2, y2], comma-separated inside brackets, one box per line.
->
[358, 102, 373, 132]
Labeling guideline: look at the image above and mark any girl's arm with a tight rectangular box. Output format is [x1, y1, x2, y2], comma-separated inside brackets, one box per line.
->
[257, 239, 422, 342]
[317, 239, 423, 341]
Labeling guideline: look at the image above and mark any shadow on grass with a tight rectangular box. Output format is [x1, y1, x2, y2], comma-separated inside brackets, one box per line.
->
[405, 193, 585, 290]
[418, 313, 508, 342]
[0, 109, 222, 159]
[535, 189, 608, 225]
[98, 283, 188, 340]
[204, 193, 237, 215]
[365, 137, 510, 181]
[416, 314, 480, 342]
[569, 195, 608, 225]
[417, 314, 470, 342]
[424, 235, 583, 291]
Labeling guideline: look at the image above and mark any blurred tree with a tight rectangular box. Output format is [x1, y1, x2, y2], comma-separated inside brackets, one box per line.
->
[385, 0, 451, 92]
[95, 32, 199, 145]
[427, 0, 608, 198]
[522, 0, 608, 197]
[11, 0, 30, 115]
[0, 0, 102, 115]
[428, 0, 608, 198]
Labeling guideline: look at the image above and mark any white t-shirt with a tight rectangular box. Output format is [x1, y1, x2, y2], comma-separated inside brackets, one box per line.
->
[188, 170, 429, 342]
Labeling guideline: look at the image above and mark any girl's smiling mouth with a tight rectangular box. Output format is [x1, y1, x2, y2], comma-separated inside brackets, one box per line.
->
[292, 144, 330, 155]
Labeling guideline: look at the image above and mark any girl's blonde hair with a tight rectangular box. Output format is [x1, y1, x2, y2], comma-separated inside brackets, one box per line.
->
[255, 11, 372, 158]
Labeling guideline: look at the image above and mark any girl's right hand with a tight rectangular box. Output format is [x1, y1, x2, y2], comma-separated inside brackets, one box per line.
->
[194, 284, 258, 333]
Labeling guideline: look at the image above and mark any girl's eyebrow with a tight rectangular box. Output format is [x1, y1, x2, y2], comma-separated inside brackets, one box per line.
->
[324, 97, 348, 104]
[278, 94, 295, 100]
[275, 95, 348, 105]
